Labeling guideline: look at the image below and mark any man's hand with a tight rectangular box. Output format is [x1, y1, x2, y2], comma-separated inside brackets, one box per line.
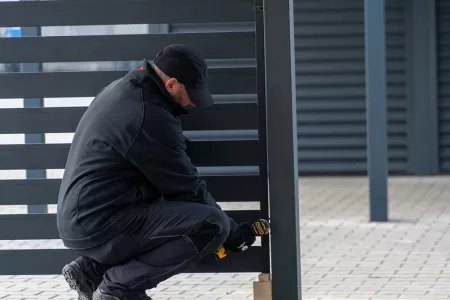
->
[223, 222, 256, 252]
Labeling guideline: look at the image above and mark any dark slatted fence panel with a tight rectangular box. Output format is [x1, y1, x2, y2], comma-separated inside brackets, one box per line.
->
[0, 0, 267, 275]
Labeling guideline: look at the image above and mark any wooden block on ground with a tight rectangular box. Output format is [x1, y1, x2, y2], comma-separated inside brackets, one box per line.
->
[253, 273, 272, 300]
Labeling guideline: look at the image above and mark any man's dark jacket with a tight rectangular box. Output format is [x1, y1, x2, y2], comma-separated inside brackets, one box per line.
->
[57, 60, 235, 250]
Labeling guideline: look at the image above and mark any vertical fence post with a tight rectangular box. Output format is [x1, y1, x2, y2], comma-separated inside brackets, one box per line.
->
[364, 0, 388, 222]
[263, 0, 302, 299]
[255, 0, 271, 274]
[20, 26, 47, 214]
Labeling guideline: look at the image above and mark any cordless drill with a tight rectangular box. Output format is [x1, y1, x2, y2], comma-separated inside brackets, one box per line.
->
[214, 219, 270, 260]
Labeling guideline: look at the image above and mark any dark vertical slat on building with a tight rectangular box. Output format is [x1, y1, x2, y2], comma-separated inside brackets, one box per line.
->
[20, 26, 47, 214]
[405, 0, 439, 175]
[437, 0, 450, 171]
[264, 0, 302, 299]
[364, 0, 388, 222]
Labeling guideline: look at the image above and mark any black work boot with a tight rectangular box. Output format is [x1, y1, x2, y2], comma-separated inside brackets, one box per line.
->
[92, 287, 152, 300]
[62, 258, 102, 300]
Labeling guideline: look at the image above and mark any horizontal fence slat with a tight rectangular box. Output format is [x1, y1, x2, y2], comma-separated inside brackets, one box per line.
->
[0, 33, 256, 63]
[175, 140, 258, 166]
[297, 137, 406, 148]
[0, 104, 257, 134]
[298, 162, 406, 175]
[0, 141, 258, 170]
[0, 108, 84, 134]
[0, 176, 261, 205]
[0, 179, 61, 205]
[193, 246, 267, 273]
[0, 247, 266, 275]
[0, 0, 254, 27]
[0, 69, 256, 99]
[180, 103, 258, 130]
[298, 149, 407, 160]
[0, 211, 261, 240]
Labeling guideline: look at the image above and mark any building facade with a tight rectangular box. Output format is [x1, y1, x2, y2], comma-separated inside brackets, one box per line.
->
[294, 0, 448, 176]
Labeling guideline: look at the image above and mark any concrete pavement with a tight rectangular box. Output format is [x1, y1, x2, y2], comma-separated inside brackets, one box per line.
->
[1, 176, 450, 299]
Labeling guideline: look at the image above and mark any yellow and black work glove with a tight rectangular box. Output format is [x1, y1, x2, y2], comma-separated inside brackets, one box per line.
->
[223, 222, 256, 252]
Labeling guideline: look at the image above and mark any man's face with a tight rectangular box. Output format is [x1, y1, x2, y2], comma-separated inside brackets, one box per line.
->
[165, 78, 195, 109]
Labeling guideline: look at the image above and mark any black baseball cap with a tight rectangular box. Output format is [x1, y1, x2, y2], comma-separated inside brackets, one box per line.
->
[153, 44, 213, 108]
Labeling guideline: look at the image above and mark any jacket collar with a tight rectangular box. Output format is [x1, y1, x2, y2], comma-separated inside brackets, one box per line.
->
[131, 59, 188, 116]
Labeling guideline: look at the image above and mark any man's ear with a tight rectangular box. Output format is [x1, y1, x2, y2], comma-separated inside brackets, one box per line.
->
[165, 78, 178, 91]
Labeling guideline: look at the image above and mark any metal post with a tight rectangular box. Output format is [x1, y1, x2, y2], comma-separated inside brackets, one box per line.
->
[364, 0, 388, 222]
[263, 0, 302, 299]
[21, 26, 47, 214]
[148, 24, 169, 33]
[255, 0, 270, 273]
[405, 0, 439, 175]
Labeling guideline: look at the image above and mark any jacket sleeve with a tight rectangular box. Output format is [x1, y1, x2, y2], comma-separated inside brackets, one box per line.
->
[124, 105, 218, 207]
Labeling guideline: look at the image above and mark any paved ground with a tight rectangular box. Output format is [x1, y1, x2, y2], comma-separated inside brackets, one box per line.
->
[1, 176, 450, 299]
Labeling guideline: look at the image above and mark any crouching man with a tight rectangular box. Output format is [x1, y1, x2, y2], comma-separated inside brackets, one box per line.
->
[57, 44, 256, 300]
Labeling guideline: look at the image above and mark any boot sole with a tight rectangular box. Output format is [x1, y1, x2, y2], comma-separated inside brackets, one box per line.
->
[62, 265, 93, 300]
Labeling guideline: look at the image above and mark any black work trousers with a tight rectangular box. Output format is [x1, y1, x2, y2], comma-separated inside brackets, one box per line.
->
[72, 198, 231, 298]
